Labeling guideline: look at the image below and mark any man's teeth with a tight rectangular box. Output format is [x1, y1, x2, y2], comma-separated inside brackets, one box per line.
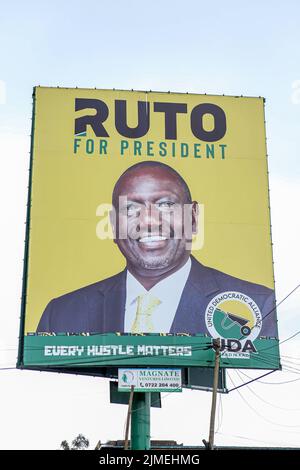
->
[139, 235, 167, 243]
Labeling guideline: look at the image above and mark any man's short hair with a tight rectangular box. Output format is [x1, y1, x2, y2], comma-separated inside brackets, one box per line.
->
[112, 161, 192, 205]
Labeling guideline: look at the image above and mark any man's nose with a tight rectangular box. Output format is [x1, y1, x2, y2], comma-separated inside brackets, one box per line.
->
[139, 205, 161, 230]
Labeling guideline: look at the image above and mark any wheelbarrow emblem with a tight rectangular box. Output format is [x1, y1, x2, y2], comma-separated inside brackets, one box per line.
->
[215, 308, 251, 336]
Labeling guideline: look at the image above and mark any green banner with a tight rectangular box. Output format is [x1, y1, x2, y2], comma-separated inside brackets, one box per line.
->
[23, 334, 280, 369]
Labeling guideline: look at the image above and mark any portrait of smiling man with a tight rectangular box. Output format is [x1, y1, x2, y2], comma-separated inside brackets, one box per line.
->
[37, 161, 277, 336]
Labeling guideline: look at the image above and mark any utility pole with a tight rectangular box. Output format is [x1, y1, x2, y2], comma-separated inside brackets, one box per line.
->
[203, 337, 221, 450]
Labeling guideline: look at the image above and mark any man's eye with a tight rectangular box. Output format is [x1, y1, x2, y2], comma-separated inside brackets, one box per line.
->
[126, 204, 141, 215]
[156, 202, 176, 210]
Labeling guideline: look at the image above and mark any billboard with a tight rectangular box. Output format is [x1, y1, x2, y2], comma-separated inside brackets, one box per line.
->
[18, 87, 280, 370]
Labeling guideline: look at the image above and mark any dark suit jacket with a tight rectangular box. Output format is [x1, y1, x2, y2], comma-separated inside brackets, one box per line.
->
[36, 256, 277, 337]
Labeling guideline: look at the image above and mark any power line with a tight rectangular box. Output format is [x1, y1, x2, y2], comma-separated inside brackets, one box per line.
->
[227, 369, 275, 392]
[233, 369, 300, 412]
[245, 352, 300, 375]
[227, 371, 300, 428]
[239, 369, 300, 385]
[261, 282, 300, 322]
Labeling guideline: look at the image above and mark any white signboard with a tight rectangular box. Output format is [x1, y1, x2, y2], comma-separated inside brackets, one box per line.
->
[118, 368, 182, 392]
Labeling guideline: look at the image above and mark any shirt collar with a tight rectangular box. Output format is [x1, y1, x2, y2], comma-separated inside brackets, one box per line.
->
[126, 257, 192, 305]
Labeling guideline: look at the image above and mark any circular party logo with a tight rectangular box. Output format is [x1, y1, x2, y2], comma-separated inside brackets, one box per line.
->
[205, 291, 262, 343]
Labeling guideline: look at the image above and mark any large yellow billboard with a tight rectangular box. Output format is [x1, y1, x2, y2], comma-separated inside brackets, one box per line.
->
[18, 87, 280, 370]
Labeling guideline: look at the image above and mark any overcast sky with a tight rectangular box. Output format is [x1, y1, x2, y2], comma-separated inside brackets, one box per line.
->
[1, 0, 300, 450]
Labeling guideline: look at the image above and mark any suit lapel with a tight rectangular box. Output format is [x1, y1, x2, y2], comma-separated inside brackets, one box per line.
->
[170, 257, 220, 334]
[92, 270, 127, 333]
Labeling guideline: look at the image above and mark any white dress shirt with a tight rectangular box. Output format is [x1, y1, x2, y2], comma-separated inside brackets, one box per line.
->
[124, 257, 192, 333]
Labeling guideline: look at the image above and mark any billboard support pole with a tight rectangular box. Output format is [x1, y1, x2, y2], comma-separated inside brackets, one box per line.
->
[124, 385, 134, 450]
[204, 338, 221, 450]
[130, 392, 151, 450]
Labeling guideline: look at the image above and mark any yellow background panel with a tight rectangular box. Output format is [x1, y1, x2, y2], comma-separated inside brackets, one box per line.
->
[25, 87, 274, 332]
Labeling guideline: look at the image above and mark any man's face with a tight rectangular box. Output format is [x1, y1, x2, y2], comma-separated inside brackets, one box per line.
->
[111, 166, 198, 276]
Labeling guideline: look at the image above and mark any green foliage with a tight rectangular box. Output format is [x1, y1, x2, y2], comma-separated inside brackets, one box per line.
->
[60, 434, 89, 450]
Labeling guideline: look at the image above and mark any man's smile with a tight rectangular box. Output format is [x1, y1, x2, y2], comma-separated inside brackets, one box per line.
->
[133, 234, 169, 250]
[139, 235, 167, 243]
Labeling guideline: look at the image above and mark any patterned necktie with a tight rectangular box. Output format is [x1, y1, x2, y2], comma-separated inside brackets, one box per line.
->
[131, 294, 161, 333]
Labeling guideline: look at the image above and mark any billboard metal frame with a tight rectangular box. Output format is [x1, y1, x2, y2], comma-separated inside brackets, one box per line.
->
[17, 86, 280, 373]
[17, 88, 36, 369]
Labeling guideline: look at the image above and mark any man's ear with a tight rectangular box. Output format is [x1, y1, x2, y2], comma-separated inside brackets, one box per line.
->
[192, 201, 199, 234]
